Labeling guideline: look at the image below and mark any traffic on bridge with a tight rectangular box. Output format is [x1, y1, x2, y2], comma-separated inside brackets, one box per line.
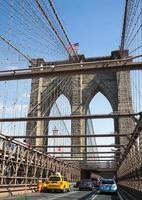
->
[0, 0, 142, 199]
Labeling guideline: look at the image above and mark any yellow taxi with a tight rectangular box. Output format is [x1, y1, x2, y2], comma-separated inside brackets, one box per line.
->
[42, 174, 71, 192]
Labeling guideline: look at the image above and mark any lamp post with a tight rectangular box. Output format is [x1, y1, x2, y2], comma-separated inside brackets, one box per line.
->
[52, 126, 58, 157]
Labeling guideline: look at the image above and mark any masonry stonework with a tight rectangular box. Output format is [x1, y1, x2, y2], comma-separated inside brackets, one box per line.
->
[26, 50, 134, 157]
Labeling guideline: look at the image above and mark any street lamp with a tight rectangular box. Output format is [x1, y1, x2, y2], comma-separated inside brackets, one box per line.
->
[52, 126, 58, 157]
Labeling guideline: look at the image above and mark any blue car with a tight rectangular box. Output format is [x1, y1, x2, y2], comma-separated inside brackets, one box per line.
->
[99, 179, 117, 193]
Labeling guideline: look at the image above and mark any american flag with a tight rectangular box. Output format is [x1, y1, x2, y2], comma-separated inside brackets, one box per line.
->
[67, 43, 79, 51]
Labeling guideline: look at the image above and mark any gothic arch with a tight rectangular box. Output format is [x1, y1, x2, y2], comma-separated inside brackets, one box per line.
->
[47, 94, 71, 155]
[48, 93, 71, 115]
[83, 78, 117, 114]
[41, 85, 72, 117]
[86, 92, 114, 151]
[46, 93, 71, 135]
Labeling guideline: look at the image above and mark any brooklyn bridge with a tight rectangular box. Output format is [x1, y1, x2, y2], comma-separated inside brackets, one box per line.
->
[0, 0, 142, 199]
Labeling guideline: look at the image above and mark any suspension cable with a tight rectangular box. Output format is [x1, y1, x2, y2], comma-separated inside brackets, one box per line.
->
[48, 0, 79, 60]
[34, 0, 74, 59]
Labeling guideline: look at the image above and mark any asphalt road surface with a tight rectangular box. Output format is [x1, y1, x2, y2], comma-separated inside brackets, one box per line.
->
[93, 193, 120, 200]
[3, 191, 120, 200]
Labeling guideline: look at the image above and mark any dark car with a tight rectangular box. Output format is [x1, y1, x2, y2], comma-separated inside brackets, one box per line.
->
[79, 179, 94, 191]
[91, 178, 100, 188]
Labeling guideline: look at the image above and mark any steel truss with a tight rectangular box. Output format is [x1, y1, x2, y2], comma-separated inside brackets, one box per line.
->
[9, 133, 131, 139]
[0, 134, 80, 190]
[0, 59, 142, 81]
[45, 151, 121, 154]
[32, 144, 124, 148]
[0, 112, 139, 122]
[117, 115, 142, 191]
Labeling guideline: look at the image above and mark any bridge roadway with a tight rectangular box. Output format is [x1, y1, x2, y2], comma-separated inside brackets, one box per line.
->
[3, 190, 120, 200]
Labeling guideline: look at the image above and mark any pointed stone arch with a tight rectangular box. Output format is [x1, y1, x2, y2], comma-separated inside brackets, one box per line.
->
[48, 94, 71, 155]
[87, 91, 115, 141]
[41, 81, 72, 117]
[86, 90, 115, 159]
[82, 73, 118, 113]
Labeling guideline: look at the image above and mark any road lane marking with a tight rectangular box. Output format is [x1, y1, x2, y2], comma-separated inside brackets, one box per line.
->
[91, 195, 98, 199]
[39, 191, 79, 200]
[117, 191, 124, 200]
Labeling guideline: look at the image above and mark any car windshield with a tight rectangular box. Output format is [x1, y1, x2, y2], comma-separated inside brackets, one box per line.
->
[49, 176, 61, 181]
[101, 180, 114, 184]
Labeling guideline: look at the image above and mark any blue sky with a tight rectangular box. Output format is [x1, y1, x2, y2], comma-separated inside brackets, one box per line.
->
[54, 0, 125, 57]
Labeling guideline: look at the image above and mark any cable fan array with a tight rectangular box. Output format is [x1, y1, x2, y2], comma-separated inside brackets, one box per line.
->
[0, 0, 77, 144]
[121, 0, 142, 113]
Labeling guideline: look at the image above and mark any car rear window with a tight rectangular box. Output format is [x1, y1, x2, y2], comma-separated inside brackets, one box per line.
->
[81, 180, 92, 184]
[82, 180, 90, 182]
[101, 180, 114, 184]
[49, 176, 61, 181]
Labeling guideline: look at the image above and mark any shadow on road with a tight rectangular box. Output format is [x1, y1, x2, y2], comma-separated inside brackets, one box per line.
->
[98, 193, 119, 200]
[78, 191, 96, 200]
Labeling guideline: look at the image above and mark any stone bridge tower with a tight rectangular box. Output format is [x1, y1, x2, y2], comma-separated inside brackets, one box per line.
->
[26, 50, 134, 155]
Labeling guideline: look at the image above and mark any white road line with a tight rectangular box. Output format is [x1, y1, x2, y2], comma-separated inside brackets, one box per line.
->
[117, 191, 124, 200]
[39, 191, 79, 200]
[91, 194, 98, 200]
